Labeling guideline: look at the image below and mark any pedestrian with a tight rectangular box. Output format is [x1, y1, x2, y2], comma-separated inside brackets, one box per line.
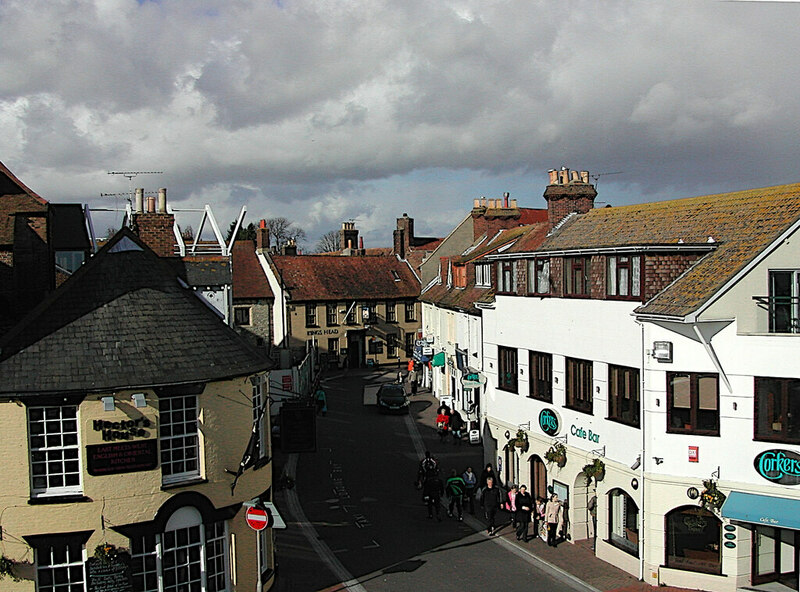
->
[462, 466, 477, 514]
[436, 410, 450, 443]
[478, 463, 496, 490]
[445, 469, 465, 520]
[409, 366, 418, 395]
[423, 474, 444, 521]
[449, 410, 464, 445]
[481, 476, 504, 535]
[505, 484, 518, 528]
[407, 358, 414, 373]
[515, 485, 533, 542]
[417, 450, 439, 486]
[534, 496, 547, 541]
[545, 493, 564, 547]
[314, 385, 327, 416]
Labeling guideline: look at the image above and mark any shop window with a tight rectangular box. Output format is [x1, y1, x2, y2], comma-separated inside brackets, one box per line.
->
[665, 506, 721, 575]
[497, 261, 517, 294]
[385, 301, 396, 323]
[368, 338, 383, 354]
[528, 351, 552, 402]
[233, 306, 252, 326]
[667, 373, 719, 435]
[527, 258, 550, 295]
[405, 333, 415, 357]
[498, 346, 518, 393]
[564, 256, 590, 296]
[28, 405, 81, 498]
[130, 509, 228, 592]
[608, 365, 640, 427]
[755, 376, 800, 443]
[160, 395, 200, 485]
[608, 488, 639, 556]
[565, 357, 593, 414]
[305, 303, 318, 327]
[607, 255, 641, 299]
[326, 304, 338, 326]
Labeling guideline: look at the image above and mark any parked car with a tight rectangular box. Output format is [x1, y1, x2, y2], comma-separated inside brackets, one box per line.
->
[376, 383, 410, 414]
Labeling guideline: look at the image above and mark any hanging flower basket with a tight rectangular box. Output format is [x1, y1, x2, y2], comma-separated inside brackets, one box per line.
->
[700, 479, 726, 512]
[582, 458, 606, 483]
[0, 555, 20, 581]
[93, 543, 122, 564]
[513, 429, 529, 451]
[544, 442, 567, 468]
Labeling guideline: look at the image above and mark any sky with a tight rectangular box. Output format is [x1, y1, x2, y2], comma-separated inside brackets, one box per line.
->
[1, 0, 799, 250]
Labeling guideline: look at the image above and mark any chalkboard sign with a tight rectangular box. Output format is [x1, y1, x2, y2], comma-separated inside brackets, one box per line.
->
[86, 557, 133, 592]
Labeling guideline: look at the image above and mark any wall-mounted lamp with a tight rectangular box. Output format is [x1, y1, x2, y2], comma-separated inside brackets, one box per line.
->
[652, 341, 673, 363]
[653, 457, 664, 465]
[630, 455, 641, 470]
[131, 393, 147, 408]
[101, 396, 115, 412]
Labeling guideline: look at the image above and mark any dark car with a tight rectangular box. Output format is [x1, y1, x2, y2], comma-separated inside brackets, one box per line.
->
[377, 383, 410, 414]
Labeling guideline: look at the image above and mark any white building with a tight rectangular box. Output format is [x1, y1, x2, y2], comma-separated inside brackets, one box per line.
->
[479, 170, 800, 592]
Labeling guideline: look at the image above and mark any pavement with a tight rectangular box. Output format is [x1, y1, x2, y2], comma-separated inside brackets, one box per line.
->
[273, 368, 699, 592]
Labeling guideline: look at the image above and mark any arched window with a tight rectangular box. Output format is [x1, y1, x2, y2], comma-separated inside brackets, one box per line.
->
[665, 506, 721, 574]
[608, 488, 639, 556]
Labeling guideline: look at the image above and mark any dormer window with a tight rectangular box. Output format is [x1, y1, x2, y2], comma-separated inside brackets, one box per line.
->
[564, 257, 590, 296]
[475, 263, 491, 287]
[607, 255, 641, 299]
[496, 261, 516, 294]
[453, 265, 467, 288]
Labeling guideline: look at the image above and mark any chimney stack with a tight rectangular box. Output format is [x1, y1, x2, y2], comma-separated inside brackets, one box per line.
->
[132, 187, 175, 257]
[256, 219, 270, 253]
[339, 221, 359, 252]
[543, 167, 597, 228]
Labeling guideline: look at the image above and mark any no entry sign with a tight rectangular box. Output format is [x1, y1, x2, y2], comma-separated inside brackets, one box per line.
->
[245, 505, 272, 531]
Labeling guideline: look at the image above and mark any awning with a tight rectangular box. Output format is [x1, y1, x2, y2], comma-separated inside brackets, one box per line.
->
[721, 491, 800, 530]
[431, 352, 446, 367]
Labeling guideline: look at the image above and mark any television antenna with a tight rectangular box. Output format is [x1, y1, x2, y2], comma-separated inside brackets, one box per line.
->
[107, 171, 164, 203]
[590, 171, 623, 189]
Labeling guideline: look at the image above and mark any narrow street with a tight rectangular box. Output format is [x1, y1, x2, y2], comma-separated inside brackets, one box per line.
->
[272, 368, 595, 592]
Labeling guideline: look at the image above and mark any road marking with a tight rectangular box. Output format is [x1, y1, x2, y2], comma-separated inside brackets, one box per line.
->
[284, 454, 368, 592]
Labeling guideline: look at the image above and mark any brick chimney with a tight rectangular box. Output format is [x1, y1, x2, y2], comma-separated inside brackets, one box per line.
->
[471, 192, 523, 240]
[282, 238, 298, 256]
[339, 221, 359, 251]
[256, 219, 270, 253]
[132, 188, 176, 257]
[393, 213, 414, 258]
[543, 168, 596, 228]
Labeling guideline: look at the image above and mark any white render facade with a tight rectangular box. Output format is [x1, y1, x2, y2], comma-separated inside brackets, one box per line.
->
[480, 230, 800, 591]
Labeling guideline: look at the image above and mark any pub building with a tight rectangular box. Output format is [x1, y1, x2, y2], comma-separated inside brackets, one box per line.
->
[444, 169, 800, 591]
[0, 229, 281, 591]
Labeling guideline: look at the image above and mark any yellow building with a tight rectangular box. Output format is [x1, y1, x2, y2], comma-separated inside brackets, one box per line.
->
[0, 229, 278, 591]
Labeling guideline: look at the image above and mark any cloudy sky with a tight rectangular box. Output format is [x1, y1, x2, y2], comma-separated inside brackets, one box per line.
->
[1, 0, 799, 249]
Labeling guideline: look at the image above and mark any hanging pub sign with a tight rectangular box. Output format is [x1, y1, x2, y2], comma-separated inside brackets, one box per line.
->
[460, 371, 486, 389]
[753, 449, 800, 485]
[539, 408, 561, 437]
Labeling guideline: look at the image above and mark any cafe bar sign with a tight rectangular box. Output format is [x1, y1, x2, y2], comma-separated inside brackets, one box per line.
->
[754, 449, 800, 485]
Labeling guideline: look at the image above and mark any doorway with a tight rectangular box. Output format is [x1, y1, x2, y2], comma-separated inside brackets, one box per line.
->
[504, 444, 518, 487]
[531, 455, 547, 502]
[752, 526, 799, 589]
[346, 331, 365, 368]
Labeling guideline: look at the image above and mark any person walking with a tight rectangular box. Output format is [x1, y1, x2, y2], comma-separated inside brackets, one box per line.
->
[545, 493, 564, 547]
[423, 474, 444, 521]
[445, 469, 465, 520]
[479, 463, 496, 490]
[436, 410, 450, 443]
[449, 410, 464, 445]
[534, 496, 547, 541]
[462, 467, 477, 515]
[505, 484, 519, 528]
[515, 485, 533, 542]
[408, 365, 418, 395]
[314, 385, 327, 416]
[481, 476, 504, 535]
[417, 450, 439, 486]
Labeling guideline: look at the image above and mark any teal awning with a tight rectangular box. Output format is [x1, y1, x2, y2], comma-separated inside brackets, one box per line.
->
[721, 491, 800, 530]
[431, 352, 446, 367]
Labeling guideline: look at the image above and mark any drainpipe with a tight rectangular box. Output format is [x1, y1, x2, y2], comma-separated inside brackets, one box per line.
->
[637, 319, 647, 582]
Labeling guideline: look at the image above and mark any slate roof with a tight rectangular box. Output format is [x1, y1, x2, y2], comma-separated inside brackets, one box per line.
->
[0, 229, 272, 396]
[270, 254, 419, 302]
[169, 256, 232, 288]
[516, 183, 800, 318]
[232, 241, 273, 299]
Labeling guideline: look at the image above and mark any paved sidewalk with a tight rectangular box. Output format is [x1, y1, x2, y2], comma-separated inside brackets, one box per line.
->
[411, 387, 698, 592]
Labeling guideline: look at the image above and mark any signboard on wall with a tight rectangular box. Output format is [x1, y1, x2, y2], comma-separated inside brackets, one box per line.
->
[688, 446, 699, 463]
[754, 449, 800, 485]
[86, 439, 159, 476]
[86, 557, 133, 592]
[538, 408, 561, 437]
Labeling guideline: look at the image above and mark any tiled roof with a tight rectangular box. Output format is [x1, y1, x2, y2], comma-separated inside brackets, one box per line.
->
[533, 183, 800, 318]
[271, 254, 420, 302]
[518, 208, 549, 225]
[232, 241, 273, 299]
[169, 256, 232, 288]
[459, 224, 544, 263]
[0, 229, 272, 396]
[421, 283, 490, 314]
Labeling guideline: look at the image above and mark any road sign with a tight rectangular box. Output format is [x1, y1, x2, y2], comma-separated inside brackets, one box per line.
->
[245, 505, 272, 531]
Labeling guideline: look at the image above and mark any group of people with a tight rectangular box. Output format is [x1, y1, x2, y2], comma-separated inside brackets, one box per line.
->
[435, 403, 466, 444]
[399, 359, 422, 395]
[417, 457, 566, 546]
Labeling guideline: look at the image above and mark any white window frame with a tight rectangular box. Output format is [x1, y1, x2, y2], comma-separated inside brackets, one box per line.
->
[35, 540, 87, 592]
[28, 405, 82, 498]
[475, 263, 491, 287]
[159, 395, 201, 485]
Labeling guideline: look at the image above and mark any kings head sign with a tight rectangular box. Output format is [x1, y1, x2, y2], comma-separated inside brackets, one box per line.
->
[754, 449, 800, 485]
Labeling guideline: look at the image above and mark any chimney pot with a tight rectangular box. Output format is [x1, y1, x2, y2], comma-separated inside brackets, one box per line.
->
[359, 237, 364, 249]
[146, 196, 156, 213]
[259, 219, 266, 229]
[135, 188, 144, 213]
[580, 171, 589, 183]
[548, 170, 558, 184]
[473, 198, 480, 208]
[157, 188, 167, 213]
[503, 192, 510, 207]
[510, 199, 517, 208]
